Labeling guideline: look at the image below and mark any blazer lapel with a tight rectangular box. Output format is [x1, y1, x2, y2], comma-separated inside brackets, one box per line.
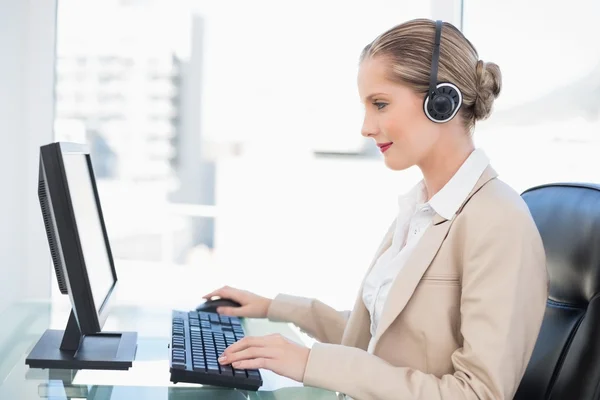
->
[370, 165, 499, 351]
[370, 215, 453, 349]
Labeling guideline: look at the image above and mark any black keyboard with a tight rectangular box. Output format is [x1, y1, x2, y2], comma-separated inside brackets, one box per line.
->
[169, 310, 263, 391]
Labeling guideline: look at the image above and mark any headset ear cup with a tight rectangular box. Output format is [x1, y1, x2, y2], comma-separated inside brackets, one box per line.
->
[423, 83, 463, 123]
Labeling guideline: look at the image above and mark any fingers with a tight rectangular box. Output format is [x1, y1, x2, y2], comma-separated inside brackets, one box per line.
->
[203, 285, 236, 300]
[231, 358, 273, 370]
[222, 336, 268, 356]
[219, 346, 277, 366]
[202, 286, 227, 299]
[216, 306, 244, 316]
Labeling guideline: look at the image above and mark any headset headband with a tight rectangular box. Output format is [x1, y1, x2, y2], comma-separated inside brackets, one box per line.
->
[428, 20, 443, 98]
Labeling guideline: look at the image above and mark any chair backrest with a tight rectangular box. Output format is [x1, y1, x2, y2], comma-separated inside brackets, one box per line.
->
[515, 183, 600, 400]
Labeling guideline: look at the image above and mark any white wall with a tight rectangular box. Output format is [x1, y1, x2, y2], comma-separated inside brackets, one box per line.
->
[0, 0, 57, 315]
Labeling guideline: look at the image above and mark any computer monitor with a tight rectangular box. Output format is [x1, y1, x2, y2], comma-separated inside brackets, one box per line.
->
[26, 142, 137, 370]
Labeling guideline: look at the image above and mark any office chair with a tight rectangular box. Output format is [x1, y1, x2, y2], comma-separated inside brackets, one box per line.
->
[515, 182, 600, 400]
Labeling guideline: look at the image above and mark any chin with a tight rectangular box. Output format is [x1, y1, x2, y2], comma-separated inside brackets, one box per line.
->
[383, 156, 412, 171]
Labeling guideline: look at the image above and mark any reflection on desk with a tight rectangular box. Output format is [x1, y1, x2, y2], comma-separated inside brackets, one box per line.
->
[0, 302, 339, 400]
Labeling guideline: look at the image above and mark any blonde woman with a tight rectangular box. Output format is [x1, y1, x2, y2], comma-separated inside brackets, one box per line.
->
[205, 18, 548, 400]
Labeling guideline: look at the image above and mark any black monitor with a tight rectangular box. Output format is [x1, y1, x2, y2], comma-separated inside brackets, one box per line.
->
[26, 142, 137, 370]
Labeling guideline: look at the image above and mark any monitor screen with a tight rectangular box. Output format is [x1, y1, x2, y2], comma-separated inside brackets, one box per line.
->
[62, 154, 115, 312]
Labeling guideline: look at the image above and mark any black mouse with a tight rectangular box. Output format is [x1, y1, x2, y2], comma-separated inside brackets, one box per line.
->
[195, 298, 242, 314]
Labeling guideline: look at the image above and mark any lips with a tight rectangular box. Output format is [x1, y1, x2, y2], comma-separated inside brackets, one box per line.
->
[377, 142, 393, 153]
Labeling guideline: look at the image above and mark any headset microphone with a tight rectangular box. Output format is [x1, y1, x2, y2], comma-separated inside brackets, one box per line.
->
[423, 20, 463, 123]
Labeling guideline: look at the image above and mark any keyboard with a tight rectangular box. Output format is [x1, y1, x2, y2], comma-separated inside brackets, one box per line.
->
[169, 310, 263, 391]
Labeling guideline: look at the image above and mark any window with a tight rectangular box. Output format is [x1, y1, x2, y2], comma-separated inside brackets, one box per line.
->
[462, 0, 600, 192]
[54, 0, 437, 310]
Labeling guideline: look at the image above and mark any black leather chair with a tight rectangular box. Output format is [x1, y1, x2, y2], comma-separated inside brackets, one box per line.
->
[515, 183, 600, 400]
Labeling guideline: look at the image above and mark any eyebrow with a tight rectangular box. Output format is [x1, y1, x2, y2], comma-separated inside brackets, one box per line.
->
[365, 92, 388, 102]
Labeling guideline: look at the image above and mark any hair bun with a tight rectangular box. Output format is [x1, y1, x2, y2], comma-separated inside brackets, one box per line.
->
[474, 60, 502, 121]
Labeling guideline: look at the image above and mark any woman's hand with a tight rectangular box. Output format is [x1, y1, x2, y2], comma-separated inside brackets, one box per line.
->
[218, 334, 310, 382]
[202, 285, 272, 318]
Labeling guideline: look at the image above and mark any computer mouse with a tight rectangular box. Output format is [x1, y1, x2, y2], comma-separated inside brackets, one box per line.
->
[195, 298, 242, 314]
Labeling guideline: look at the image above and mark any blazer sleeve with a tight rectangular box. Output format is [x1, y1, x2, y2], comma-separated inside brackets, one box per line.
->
[301, 205, 548, 400]
[267, 293, 351, 344]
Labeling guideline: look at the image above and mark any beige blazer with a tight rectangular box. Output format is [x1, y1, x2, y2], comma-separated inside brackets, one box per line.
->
[267, 166, 548, 400]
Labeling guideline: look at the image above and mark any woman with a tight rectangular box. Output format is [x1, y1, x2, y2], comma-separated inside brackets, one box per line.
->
[205, 18, 548, 400]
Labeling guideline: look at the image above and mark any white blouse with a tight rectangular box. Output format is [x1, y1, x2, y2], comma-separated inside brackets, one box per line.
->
[362, 148, 490, 353]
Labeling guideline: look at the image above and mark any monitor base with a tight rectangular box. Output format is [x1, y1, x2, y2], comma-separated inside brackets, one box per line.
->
[26, 329, 138, 370]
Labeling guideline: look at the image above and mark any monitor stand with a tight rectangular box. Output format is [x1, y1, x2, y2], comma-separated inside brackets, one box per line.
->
[26, 310, 137, 370]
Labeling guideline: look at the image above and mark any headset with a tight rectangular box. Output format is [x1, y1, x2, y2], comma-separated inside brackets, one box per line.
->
[423, 20, 463, 123]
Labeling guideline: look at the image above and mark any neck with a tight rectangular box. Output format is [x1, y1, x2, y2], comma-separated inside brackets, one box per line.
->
[418, 134, 475, 201]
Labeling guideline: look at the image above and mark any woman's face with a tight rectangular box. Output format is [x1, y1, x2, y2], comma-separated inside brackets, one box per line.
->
[358, 56, 441, 171]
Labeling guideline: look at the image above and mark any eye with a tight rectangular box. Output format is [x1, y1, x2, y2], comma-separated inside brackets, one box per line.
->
[373, 101, 388, 110]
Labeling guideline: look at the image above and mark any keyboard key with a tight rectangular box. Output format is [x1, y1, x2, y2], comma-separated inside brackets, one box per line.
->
[220, 365, 233, 376]
[193, 363, 206, 371]
[171, 362, 186, 370]
[207, 364, 220, 374]
[247, 370, 260, 378]
[233, 368, 246, 377]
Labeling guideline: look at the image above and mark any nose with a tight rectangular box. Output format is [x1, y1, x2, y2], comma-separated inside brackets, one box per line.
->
[361, 114, 379, 138]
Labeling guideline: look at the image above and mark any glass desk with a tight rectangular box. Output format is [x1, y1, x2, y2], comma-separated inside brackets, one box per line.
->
[0, 300, 339, 400]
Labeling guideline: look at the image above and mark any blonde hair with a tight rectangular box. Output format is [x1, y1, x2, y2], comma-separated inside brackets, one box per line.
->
[360, 18, 502, 132]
